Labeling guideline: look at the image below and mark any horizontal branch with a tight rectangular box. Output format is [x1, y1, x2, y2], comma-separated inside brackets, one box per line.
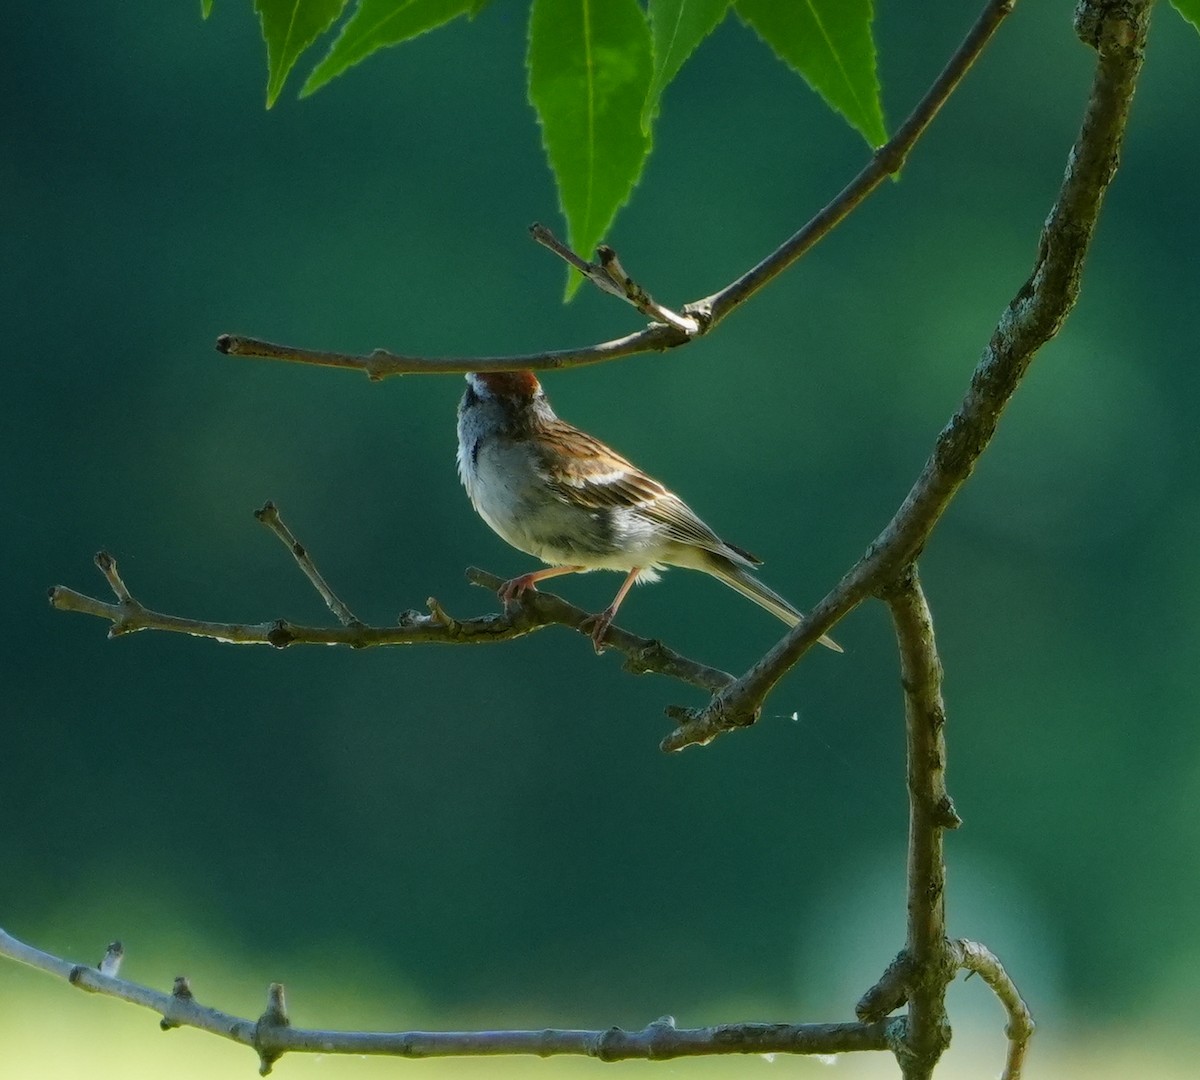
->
[215, 0, 1014, 379]
[215, 324, 684, 380]
[662, 0, 1152, 750]
[0, 926, 892, 1073]
[49, 549, 732, 696]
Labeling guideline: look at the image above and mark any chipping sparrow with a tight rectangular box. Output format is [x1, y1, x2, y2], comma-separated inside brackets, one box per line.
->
[456, 371, 841, 654]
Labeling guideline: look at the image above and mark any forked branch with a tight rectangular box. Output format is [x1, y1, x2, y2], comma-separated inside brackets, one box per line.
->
[47, 1, 1025, 696]
[216, 0, 1016, 378]
[850, 569, 1033, 1079]
[49, 504, 732, 695]
[30, 6, 1150, 1076]
[663, 0, 1152, 750]
[54, 0, 1152, 759]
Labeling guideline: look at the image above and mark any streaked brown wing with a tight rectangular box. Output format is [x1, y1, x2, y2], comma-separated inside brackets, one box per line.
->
[533, 418, 760, 565]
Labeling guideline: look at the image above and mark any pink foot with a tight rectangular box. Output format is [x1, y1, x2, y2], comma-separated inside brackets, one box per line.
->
[580, 607, 617, 654]
[498, 572, 541, 607]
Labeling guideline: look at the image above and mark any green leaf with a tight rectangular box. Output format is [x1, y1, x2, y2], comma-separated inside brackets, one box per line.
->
[735, 0, 886, 147]
[528, 0, 653, 299]
[1172, 0, 1200, 34]
[255, 0, 351, 107]
[642, 0, 730, 133]
[201, 0, 214, 19]
[302, 0, 479, 98]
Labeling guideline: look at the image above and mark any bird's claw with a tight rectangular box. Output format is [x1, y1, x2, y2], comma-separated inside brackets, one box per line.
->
[580, 608, 616, 655]
[497, 573, 539, 609]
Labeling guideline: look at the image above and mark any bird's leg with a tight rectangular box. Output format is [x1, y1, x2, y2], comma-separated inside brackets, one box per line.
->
[581, 568, 641, 654]
[497, 565, 584, 608]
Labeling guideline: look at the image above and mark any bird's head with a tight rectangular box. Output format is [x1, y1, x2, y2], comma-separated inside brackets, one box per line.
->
[464, 370, 543, 405]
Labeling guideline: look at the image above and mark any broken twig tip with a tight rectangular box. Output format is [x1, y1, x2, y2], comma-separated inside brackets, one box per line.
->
[98, 941, 124, 977]
[260, 982, 289, 1026]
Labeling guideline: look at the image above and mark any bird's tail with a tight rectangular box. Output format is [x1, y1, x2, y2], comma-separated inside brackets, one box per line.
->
[704, 556, 843, 653]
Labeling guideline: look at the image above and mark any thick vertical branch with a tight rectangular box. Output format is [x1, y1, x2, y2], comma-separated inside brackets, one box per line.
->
[665, 0, 1155, 750]
[883, 566, 962, 1079]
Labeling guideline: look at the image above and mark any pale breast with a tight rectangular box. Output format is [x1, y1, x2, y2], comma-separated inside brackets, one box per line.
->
[464, 437, 662, 569]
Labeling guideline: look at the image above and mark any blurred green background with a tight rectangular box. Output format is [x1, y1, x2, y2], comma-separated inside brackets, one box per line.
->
[4, 2, 1199, 1076]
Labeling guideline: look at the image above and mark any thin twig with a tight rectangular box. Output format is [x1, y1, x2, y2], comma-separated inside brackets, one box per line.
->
[528, 221, 599, 278]
[597, 244, 700, 333]
[954, 939, 1035, 1080]
[695, 0, 1016, 323]
[662, 0, 1153, 751]
[856, 950, 912, 1023]
[529, 223, 700, 333]
[94, 549, 133, 603]
[0, 926, 891, 1072]
[253, 501, 360, 626]
[215, 0, 1015, 378]
[49, 551, 732, 695]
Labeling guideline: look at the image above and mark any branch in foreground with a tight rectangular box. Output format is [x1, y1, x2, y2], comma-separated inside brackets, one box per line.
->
[254, 500, 360, 626]
[0, 926, 891, 1074]
[663, 0, 1153, 751]
[215, 0, 1014, 379]
[529, 223, 700, 334]
[49, 545, 732, 696]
